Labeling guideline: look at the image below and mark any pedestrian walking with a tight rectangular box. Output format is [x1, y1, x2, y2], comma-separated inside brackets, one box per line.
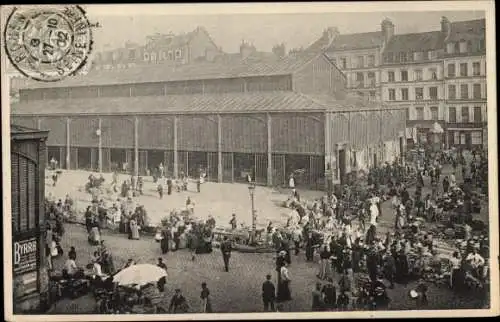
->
[157, 183, 164, 199]
[311, 282, 324, 311]
[276, 262, 292, 309]
[221, 236, 232, 272]
[262, 274, 276, 312]
[200, 282, 213, 313]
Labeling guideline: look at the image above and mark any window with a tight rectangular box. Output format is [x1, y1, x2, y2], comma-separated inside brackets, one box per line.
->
[388, 89, 396, 101]
[386, 52, 394, 63]
[388, 71, 395, 82]
[340, 57, 347, 69]
[459, 41, 467, 53]
[460, 133, 466, 145]
[399, 52, 408, 62]
[479, 39, 485, 50]
[446, 43, 454, 53]
[460, 84, 469, 99]
[429, 68, 438, 80]
[367, 55, 375, 67]
[357, 56, 364, 68]
[406, 107, 410, 119]
[429, 87, 438, 100]
[471, 132, 482, 145]
[168, 51, 174, 60]
[415, 87, 424, 100]
[413, 52, 423, 61]
[474, 106, 482, 123]
[473, 84, 481, 99]
[355, 72, 364, 87]
[416, 107, 424, 120]
[143, 52, 150, 61]
[447, 64, 456, 77]
[369, 91, 376, 98]
[401, 70, 408, 81]
[428, 50, 437, 60]
[430, 106, 439, 120]
[414, 69, 423, 81]
[461, 106, 470, 123]
[161, 51, 167, 60]
[401, 88, 409, 101]
[460, 63, 468, 77]
[367, 72, 376, 86]
[150, 52, 156, 62]
[128, 49, 136, 60]
[473, 62, 481, 76]
[449, 107, 457, 122]
[175, 49, 182, 58]
[454, 42, 460, 53]
[448, 85, 456, 99]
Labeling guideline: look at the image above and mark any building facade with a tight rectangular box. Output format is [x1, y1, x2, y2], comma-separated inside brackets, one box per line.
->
[443, 18, 487, 148]
[307, 22, 392, 103]
[307, 17, 487, 149]
[12, 54, 406, 190]
[381, 30, 447, 146]
[92, 27, 223, 70]
[11, 125, 49, 313]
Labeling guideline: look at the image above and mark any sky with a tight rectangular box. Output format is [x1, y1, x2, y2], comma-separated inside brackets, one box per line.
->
[83, 4, 486, 54]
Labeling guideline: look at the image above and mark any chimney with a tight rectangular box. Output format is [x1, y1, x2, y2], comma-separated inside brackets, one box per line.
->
[272, 43, 286, 58]
[240, 40, 256, 60]
[381, 18, 394, 43]
[322, 27, 339, 49]
[441, 16, 450, 35]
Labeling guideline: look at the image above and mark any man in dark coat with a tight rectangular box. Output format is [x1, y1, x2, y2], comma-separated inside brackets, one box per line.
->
[220, 236, 232, 272]
[262, 274, 276, 312]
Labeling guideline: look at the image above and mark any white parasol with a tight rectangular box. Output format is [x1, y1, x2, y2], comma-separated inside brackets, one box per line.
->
[113, 264, 167, 286]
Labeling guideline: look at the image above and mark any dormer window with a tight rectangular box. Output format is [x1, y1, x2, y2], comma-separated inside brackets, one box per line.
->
[446, 43, 454, 54]
[428, 50, 437, 60]
[459, 41, 467, 53]
[175, 49, 182, 58]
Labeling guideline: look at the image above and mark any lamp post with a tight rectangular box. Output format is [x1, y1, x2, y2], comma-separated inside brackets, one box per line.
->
[248, 183, 256, 245]
[96, 126, 102, 173]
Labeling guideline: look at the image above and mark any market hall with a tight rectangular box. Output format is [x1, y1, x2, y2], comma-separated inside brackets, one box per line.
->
[11, 53, 406, 189]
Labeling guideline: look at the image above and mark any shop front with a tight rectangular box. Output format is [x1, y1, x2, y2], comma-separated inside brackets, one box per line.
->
[11, 125, 49, 313]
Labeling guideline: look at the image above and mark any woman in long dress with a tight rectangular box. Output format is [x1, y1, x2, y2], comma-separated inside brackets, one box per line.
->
[160, 228, 170, 254]
[130, 219, 140, 240]
[277, 263, 292, 307]
[317, 245, 333, 281]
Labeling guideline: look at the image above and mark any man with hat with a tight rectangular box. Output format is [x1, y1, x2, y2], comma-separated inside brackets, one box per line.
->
[220, 236, 232, 272]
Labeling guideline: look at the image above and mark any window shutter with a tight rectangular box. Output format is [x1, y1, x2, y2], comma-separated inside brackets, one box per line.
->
[11, 153, 19, 233]
[19, 157, 28, 231]
[28, 161, 37, 230]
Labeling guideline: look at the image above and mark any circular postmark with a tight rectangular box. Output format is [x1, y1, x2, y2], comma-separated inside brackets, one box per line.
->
[4, 5, 93, 82]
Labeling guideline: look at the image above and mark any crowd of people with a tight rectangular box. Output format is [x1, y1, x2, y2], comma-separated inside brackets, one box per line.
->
[44, 146, 489, 313]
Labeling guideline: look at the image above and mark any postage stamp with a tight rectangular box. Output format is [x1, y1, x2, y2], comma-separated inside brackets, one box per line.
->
[3, 5, 93, 82]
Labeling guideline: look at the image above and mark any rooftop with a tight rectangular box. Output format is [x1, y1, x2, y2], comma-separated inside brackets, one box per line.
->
[307, 31, 385, 52]
[11, 91, 389, 116]
[447, 18, 486, 42]
[385, 31, 446, 53]
[18, 52, 323, 90]
[10, 124, 49, 140]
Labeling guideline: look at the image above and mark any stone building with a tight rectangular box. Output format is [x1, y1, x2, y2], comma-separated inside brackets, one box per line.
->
[442, 18, 487, 148]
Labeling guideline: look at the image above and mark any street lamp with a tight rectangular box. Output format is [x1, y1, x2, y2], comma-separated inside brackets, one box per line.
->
[248, 183, 256, 245]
